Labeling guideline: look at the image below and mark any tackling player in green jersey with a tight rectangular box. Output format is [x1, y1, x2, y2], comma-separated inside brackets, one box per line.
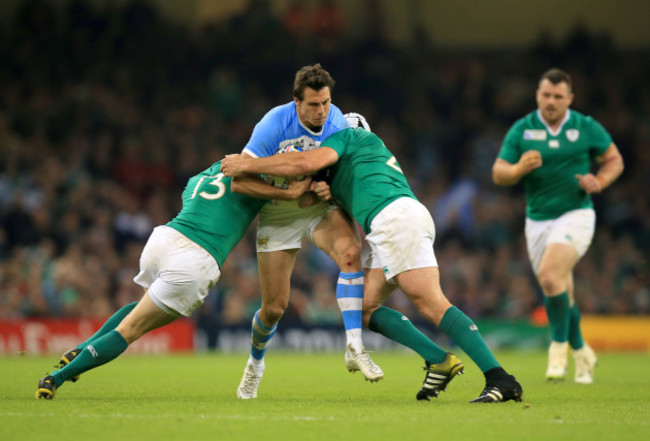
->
[35, 161, 311, 399]
[492, 68, 624, 384]
[221, 126, 523, 403]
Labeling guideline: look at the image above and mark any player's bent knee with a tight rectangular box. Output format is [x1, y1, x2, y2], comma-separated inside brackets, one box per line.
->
[537, 270, 563, 294]
[332, 246, 362, 270]
[261, 304, 286, 324]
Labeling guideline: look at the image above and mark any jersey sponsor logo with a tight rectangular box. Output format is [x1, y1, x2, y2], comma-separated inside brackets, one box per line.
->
[566, 129, 579, 142]
[524, 129, 547, 141]
[549, 140, 560, 148]
[278, 136, 318, 153]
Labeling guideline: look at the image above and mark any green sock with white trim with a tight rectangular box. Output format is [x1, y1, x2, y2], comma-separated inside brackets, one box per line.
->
[51, 330, 129, 387]
[439, 306, 500, 373]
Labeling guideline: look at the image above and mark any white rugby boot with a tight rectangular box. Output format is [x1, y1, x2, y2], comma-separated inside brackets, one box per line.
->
[573, 343, 597, 384]
[237, 358, 265, 399]
[344, 344, 384, 382]
[546, 341, 569, 381]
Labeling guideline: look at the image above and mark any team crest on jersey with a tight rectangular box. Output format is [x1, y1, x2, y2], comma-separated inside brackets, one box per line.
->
[566, 129, 579, 142]
[523, 129, 547, 141]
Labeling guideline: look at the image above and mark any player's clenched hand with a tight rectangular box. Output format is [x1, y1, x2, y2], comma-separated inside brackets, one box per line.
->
[287, 176, 313, 200]
[221, 154, 246, 177]
[575, 173, 603, 194]
[516, 150, 543, 175]
[310, 180, 332, 201]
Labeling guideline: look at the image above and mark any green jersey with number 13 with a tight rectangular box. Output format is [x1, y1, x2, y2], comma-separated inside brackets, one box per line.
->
[167, 161, 265, 266]
[322, 128, 416, 233]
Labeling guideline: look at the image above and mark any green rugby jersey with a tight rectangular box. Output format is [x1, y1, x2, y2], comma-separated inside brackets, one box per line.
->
[498, 109, 612, 220]
[322, 128, 416, 233]
[167, 161, 265, 266]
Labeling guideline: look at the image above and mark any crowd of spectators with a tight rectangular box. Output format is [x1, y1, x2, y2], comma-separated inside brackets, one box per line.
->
[1, 0, 648, 331]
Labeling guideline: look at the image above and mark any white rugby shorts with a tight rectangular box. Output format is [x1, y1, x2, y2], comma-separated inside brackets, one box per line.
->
[525, 208, 596, 273]
[133, 225, 221, 317]
[256, 199, 339, 252]
[363, 197, 438, 282]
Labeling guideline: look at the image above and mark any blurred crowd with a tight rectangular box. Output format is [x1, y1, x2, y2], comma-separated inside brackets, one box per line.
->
[1, 0, 648, 328]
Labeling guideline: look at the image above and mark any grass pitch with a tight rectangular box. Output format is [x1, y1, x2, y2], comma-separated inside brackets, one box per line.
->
[1, 350, 649, 441]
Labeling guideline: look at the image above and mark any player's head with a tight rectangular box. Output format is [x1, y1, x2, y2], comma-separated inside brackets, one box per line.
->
[536, 68, 574, 125]
[293, 63, 335, 131]
[344, 112, 371, 132]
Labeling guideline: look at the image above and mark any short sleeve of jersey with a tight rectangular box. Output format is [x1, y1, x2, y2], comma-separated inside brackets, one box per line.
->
[321, 128, 352, 158]
[497, 122, 524, 164]
[585, 116, 612, 157]
[242, 105, 288, 158]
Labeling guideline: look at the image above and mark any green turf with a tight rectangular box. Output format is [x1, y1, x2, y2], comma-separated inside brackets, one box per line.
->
[1, 350, 649, 441]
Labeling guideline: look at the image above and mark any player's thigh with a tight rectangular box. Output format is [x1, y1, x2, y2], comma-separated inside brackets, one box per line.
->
[526, 208, 595, 273]
[135, 226, 220, 317]
[116, 291, 177, 344]
[257, 249, 298, 307]
[256, 201, 330, 252]
[312, 208, 361, 269]
[365, 197, 437, 281]
[537, 242, 580, 281]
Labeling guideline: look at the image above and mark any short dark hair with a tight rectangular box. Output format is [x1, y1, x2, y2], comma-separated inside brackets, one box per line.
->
[293, 63, 335, 101]
[539, 68, 572, 91]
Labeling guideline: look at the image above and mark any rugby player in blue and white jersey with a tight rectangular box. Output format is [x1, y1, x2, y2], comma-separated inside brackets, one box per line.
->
[232, 64, 383, 399]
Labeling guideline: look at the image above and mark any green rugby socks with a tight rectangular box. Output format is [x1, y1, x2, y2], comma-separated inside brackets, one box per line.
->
[568, 303, 585, 350]
[52, 330, 129, 387]
[368, 306, 447, 364]
[544, 292, 570, 342]
[76, 301, 137, 350]
[439, 306, 499, 373]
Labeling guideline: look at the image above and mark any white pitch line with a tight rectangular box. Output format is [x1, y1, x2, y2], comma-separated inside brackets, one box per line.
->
[0, 411, 338, 422]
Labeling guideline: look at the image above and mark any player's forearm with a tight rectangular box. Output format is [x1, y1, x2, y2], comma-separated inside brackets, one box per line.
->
[492, 161, 525, 186]
[595, 148, 624, 190]
[243, 153, 313, 177]
[231, 175, 290, 200]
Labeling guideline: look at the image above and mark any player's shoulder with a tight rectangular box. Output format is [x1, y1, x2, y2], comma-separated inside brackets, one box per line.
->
[321, 104, 349, 136]
[324, 127, 368, 151]
[503, 112, 536, 140]
[261, 102, 296, 125]
[329, 103, 345, 118]
[568, 109, 598, 126]
[567, 110, 610, 136]
[249, 102, 298, 142]
[324, 126, 354, 141]
[513, 110, 540, 129]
